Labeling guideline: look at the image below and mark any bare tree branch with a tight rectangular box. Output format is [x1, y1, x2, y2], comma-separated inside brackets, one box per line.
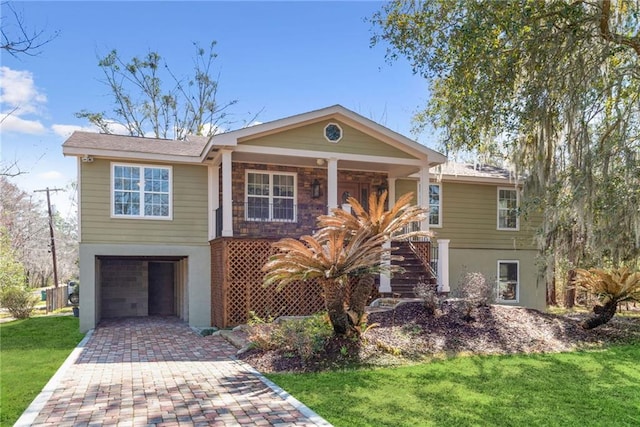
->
[0, 2, 59, 57]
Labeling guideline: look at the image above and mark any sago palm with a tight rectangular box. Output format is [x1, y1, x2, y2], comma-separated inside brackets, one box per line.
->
[264, 191, 430, 336]
[573, 267, 640, 329]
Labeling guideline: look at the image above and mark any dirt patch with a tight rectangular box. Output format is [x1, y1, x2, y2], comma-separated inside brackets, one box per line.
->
[239, 302, 640, 373]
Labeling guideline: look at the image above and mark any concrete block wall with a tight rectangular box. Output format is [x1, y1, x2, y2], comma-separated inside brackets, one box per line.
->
[101, 259, 149, 317]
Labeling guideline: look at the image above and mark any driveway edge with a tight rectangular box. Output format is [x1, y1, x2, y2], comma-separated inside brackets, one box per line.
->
[237, 360, 333, 426]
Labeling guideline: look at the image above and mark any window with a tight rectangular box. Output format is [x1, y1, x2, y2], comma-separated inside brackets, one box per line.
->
[324, 123, 342, 142]
[429, 184, 441, 226]
[497, 260, 519, 302]
[112, 164, 171, 219]
[246, 171, 296, 221]
[497, 187, 519, 230]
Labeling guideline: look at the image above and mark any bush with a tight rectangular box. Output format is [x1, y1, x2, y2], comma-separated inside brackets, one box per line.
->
[248, 312, 333, 361]
[456, 272, 495, 306]
[0, 286, 38, 319]
[414, 278, 440, 315]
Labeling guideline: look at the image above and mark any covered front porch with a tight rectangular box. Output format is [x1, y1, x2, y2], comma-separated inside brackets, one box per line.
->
[198, 106, 450, 327]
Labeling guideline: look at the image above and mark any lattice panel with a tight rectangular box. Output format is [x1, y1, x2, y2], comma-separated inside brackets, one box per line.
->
[211, 238, 326, 327]
[210, 240, 226, 328]
[413, 241, 432, 273]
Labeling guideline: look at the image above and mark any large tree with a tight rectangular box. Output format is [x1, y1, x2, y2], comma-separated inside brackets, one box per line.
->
[76, 42, 241, 140]
[372, 0, 640, 302]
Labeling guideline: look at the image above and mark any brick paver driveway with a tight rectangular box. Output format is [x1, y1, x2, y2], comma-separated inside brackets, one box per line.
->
[17, 317, 330, 427]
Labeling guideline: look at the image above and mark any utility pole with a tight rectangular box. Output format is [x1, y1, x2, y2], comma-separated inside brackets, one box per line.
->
[34, 187, 64, 288]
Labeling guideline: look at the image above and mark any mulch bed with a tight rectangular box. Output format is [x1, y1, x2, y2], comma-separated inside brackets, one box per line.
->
[239, 302, 640, 373]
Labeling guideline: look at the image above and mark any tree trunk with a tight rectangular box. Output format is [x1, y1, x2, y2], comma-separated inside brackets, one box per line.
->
[546, 269, 557, 306]
[323, 276, 350, 336]
[346, 274, 375, 331]
[581, 299, 618, 329]
[564, 269, 576, 308]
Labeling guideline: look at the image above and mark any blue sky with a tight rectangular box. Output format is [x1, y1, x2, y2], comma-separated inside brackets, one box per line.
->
[1, 1, 434, 218]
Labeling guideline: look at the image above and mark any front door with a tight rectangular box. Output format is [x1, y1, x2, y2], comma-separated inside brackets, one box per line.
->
[338, 182, 371, 213]
[148, 262, 175, 316]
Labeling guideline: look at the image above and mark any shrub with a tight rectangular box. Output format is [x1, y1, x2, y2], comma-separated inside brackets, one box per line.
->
[247, 312, 333, 361]
[456, 272, 495, 306]
[414, 278, 440, 315]
[573, 267, 640, 329]
[0, 286, 38, 319]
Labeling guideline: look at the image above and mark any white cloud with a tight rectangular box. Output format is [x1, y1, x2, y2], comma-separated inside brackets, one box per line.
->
[38, 170, 64, 180]
[0, 113, 46, 134]
[0, 67, 47, 114]
[51, 124, 97, 138]
[247, 121, 263, 128]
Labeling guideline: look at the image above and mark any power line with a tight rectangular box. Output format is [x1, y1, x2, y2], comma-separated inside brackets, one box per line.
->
[33, 187, 65, 288]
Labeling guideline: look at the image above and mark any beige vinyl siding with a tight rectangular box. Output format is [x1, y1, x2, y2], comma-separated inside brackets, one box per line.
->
[80, 159, 208, 244]
[437, 181, 538, 249]
[395, 179, 418, 204]
[241, 120, 417, 159]
[395, 179, 540, 250]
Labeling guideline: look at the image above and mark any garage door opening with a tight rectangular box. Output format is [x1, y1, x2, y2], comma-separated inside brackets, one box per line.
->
[97, 256, 186, 320]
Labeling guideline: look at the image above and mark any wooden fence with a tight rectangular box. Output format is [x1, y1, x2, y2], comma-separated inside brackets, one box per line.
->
[46, 286, 69, 313]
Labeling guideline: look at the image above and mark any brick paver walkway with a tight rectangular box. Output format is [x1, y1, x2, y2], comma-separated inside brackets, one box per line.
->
[17, 317, 330, 427]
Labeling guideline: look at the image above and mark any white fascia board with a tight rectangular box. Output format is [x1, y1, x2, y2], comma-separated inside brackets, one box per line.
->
[232, 144, 428, 167]
[63, 146, 203, 164]
[438, 174, 521, 186]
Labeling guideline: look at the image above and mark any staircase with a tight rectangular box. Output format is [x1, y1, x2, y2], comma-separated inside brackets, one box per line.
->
[390, 241, 435, 297]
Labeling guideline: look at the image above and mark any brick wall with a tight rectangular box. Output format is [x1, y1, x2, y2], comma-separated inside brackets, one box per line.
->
[230, 163, 387, 238]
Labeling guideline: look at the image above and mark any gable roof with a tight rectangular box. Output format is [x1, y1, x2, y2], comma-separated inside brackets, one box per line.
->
[197, 104, 447, 165]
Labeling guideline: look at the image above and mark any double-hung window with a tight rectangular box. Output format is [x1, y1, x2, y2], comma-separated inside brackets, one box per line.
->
[497, 187, 519, 230]
[429, 184, 441, 227]
[246, 171, 296, 222]
[497, 260, 519, 302]
[112, 164, 172, 219]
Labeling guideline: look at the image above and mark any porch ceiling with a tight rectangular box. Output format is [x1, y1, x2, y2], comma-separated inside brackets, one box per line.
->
[231, 151, 422, 177]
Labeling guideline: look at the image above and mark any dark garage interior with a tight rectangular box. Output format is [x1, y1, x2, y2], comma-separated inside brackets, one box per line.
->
[97, 256, 186, 319]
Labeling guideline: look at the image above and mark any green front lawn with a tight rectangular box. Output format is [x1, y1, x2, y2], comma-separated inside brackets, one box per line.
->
[268, 344, 640, 427]
[0, 317, 85, 426]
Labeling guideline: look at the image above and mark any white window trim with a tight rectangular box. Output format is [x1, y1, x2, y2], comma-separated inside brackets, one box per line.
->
[497, 187, 519, 231]
[245, 170, 297, 222]
[497, 259, 519, 303]
[111, 162, 173, 220]
[323, 122, 343, 143]
[429, 183, 442, 228]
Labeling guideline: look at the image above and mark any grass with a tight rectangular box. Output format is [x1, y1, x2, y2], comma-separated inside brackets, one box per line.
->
[0, 316, 85, 426]
[267, 344, 640, 427]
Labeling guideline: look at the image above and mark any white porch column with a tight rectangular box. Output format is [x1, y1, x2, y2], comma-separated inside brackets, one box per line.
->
[437, 239, 450, 293]
[418, 165, 430, 233]
[379, 177, 395, 294]
[221, 150, 233, 237]
[387, 177, 396, 205]
[208, 165, 219, 240]
[379, 241, 392, 294]
[327, 157, 338, 213]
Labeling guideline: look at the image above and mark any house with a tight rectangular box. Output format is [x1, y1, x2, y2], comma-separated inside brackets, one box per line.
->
[63, 105, 544, 333]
